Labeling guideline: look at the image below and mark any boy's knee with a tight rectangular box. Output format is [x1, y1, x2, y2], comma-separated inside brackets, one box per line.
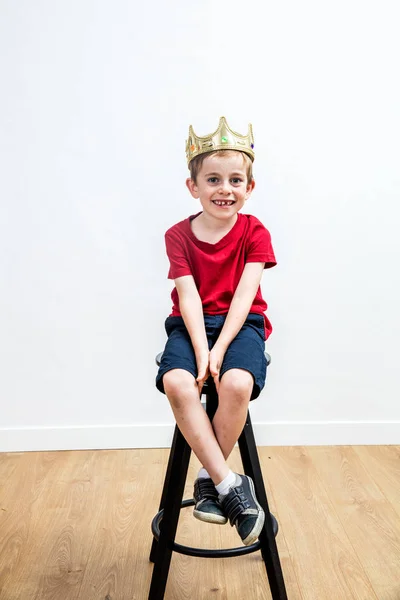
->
[220, 369, 253, 400]
[163, 369, 196, 403]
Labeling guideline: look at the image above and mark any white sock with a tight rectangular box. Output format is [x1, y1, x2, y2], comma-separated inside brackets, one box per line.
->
[215, 470, 239, 497]
[198, 467, 211, 480]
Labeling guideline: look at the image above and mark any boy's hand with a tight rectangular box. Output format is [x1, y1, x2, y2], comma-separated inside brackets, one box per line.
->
[196, 350, 210, 397]
[209, 344, 226, 393]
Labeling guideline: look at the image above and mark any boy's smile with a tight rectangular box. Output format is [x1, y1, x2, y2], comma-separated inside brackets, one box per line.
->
[186, 152, 255, 226]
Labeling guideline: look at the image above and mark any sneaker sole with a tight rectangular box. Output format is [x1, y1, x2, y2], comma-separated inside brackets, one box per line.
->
[193, 509, 228, 525]
[241, 476, 265, 546]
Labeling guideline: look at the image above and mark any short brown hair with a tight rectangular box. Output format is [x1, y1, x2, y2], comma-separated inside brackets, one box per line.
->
[188, 150, 253, 184]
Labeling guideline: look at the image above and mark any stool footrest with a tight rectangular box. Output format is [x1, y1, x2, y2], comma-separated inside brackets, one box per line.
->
[151, 498, 278, 559]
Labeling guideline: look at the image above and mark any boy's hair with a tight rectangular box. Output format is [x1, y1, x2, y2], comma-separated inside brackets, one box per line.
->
[188, 150, 253, 184]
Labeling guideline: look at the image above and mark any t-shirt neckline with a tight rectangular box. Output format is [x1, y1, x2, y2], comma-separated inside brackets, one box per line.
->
[186, 212, 243, 250]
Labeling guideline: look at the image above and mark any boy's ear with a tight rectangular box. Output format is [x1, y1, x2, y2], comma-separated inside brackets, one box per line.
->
[245, 179, 256, 199]
[186, 178, 199, 198]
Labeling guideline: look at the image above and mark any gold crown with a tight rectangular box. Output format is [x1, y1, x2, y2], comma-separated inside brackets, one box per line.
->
[185, 116, 255, 165]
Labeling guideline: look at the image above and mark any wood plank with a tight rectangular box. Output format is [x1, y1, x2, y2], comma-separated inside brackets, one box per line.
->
[355, 445, 400, 518]
[259, 446, 378, 600]
[77, 448, 162, 599]
[309, 445, 400, 600]
[0, 451, 72, 597]
[0, 452, 24, 485]
[0, 450, 99, 599]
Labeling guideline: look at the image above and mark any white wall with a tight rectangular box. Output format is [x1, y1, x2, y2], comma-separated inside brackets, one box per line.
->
[1, 0, 399, 451]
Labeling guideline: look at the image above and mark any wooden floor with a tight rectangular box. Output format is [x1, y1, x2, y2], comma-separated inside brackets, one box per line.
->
[0, 446, 399, 600]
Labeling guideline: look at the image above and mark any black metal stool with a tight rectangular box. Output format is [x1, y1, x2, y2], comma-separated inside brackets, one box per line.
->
[148, 352, 288, 600]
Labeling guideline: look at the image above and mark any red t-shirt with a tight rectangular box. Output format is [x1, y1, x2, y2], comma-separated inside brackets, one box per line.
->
[165, 212, 277, 339]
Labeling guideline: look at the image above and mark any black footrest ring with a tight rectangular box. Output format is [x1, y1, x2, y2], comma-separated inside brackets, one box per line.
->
[151, 499, 279, 559]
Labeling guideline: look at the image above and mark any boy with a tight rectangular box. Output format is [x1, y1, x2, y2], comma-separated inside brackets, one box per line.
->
[156, 117, 277, 546]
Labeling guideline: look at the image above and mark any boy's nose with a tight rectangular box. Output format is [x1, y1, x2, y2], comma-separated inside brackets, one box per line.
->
[219, 180, 231, 194]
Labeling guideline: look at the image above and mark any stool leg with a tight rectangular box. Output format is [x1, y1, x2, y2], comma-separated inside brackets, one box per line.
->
[148, 425, 192, 600]
[238, 412, 288, 600]
[205, 383, 218, 420]
[149, 424, 185, 563]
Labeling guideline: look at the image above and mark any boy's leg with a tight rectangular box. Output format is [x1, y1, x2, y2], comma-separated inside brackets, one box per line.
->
[212, 314, 267, 459]
[212, 368, 253, 459]
[207, 315, 267, 545]
[211, 368, 265, 546]
[163, 368, 230, 485]
[157, 317, 233, 525]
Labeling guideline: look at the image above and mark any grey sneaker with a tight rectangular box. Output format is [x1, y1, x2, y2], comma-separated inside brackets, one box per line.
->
[219, 474, 265, 545]
[193, 478, 228, 525]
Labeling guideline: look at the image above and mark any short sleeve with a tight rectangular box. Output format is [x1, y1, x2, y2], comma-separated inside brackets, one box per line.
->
[246, 219, 277, 269]
[165, 228, 193, 279]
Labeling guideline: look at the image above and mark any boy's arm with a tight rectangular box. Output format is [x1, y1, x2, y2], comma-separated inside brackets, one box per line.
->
[175, 275, 209, 394]
[210, 262, 265, 387]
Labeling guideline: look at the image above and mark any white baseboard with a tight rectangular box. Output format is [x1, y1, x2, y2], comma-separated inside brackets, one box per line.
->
[0, 421, 399, 452]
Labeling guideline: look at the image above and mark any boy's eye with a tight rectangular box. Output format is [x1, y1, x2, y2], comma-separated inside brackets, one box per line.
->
[231, 178, 242, 184]
[208, 177, 219, 183]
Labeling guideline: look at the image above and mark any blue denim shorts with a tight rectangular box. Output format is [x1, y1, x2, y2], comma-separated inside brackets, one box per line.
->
[156, 313, 267, 400]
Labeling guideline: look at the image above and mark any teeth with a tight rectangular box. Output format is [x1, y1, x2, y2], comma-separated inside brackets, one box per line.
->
[214, 200, 233, 206]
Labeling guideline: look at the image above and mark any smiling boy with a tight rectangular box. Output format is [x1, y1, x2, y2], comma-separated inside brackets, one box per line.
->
[156, 117, 277, 546]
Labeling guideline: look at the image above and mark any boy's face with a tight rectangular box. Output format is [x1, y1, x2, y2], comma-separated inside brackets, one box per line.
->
[186, 152, 255, 222]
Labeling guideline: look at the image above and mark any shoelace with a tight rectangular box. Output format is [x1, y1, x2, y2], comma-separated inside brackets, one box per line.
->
[194, 478, 218, 501]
